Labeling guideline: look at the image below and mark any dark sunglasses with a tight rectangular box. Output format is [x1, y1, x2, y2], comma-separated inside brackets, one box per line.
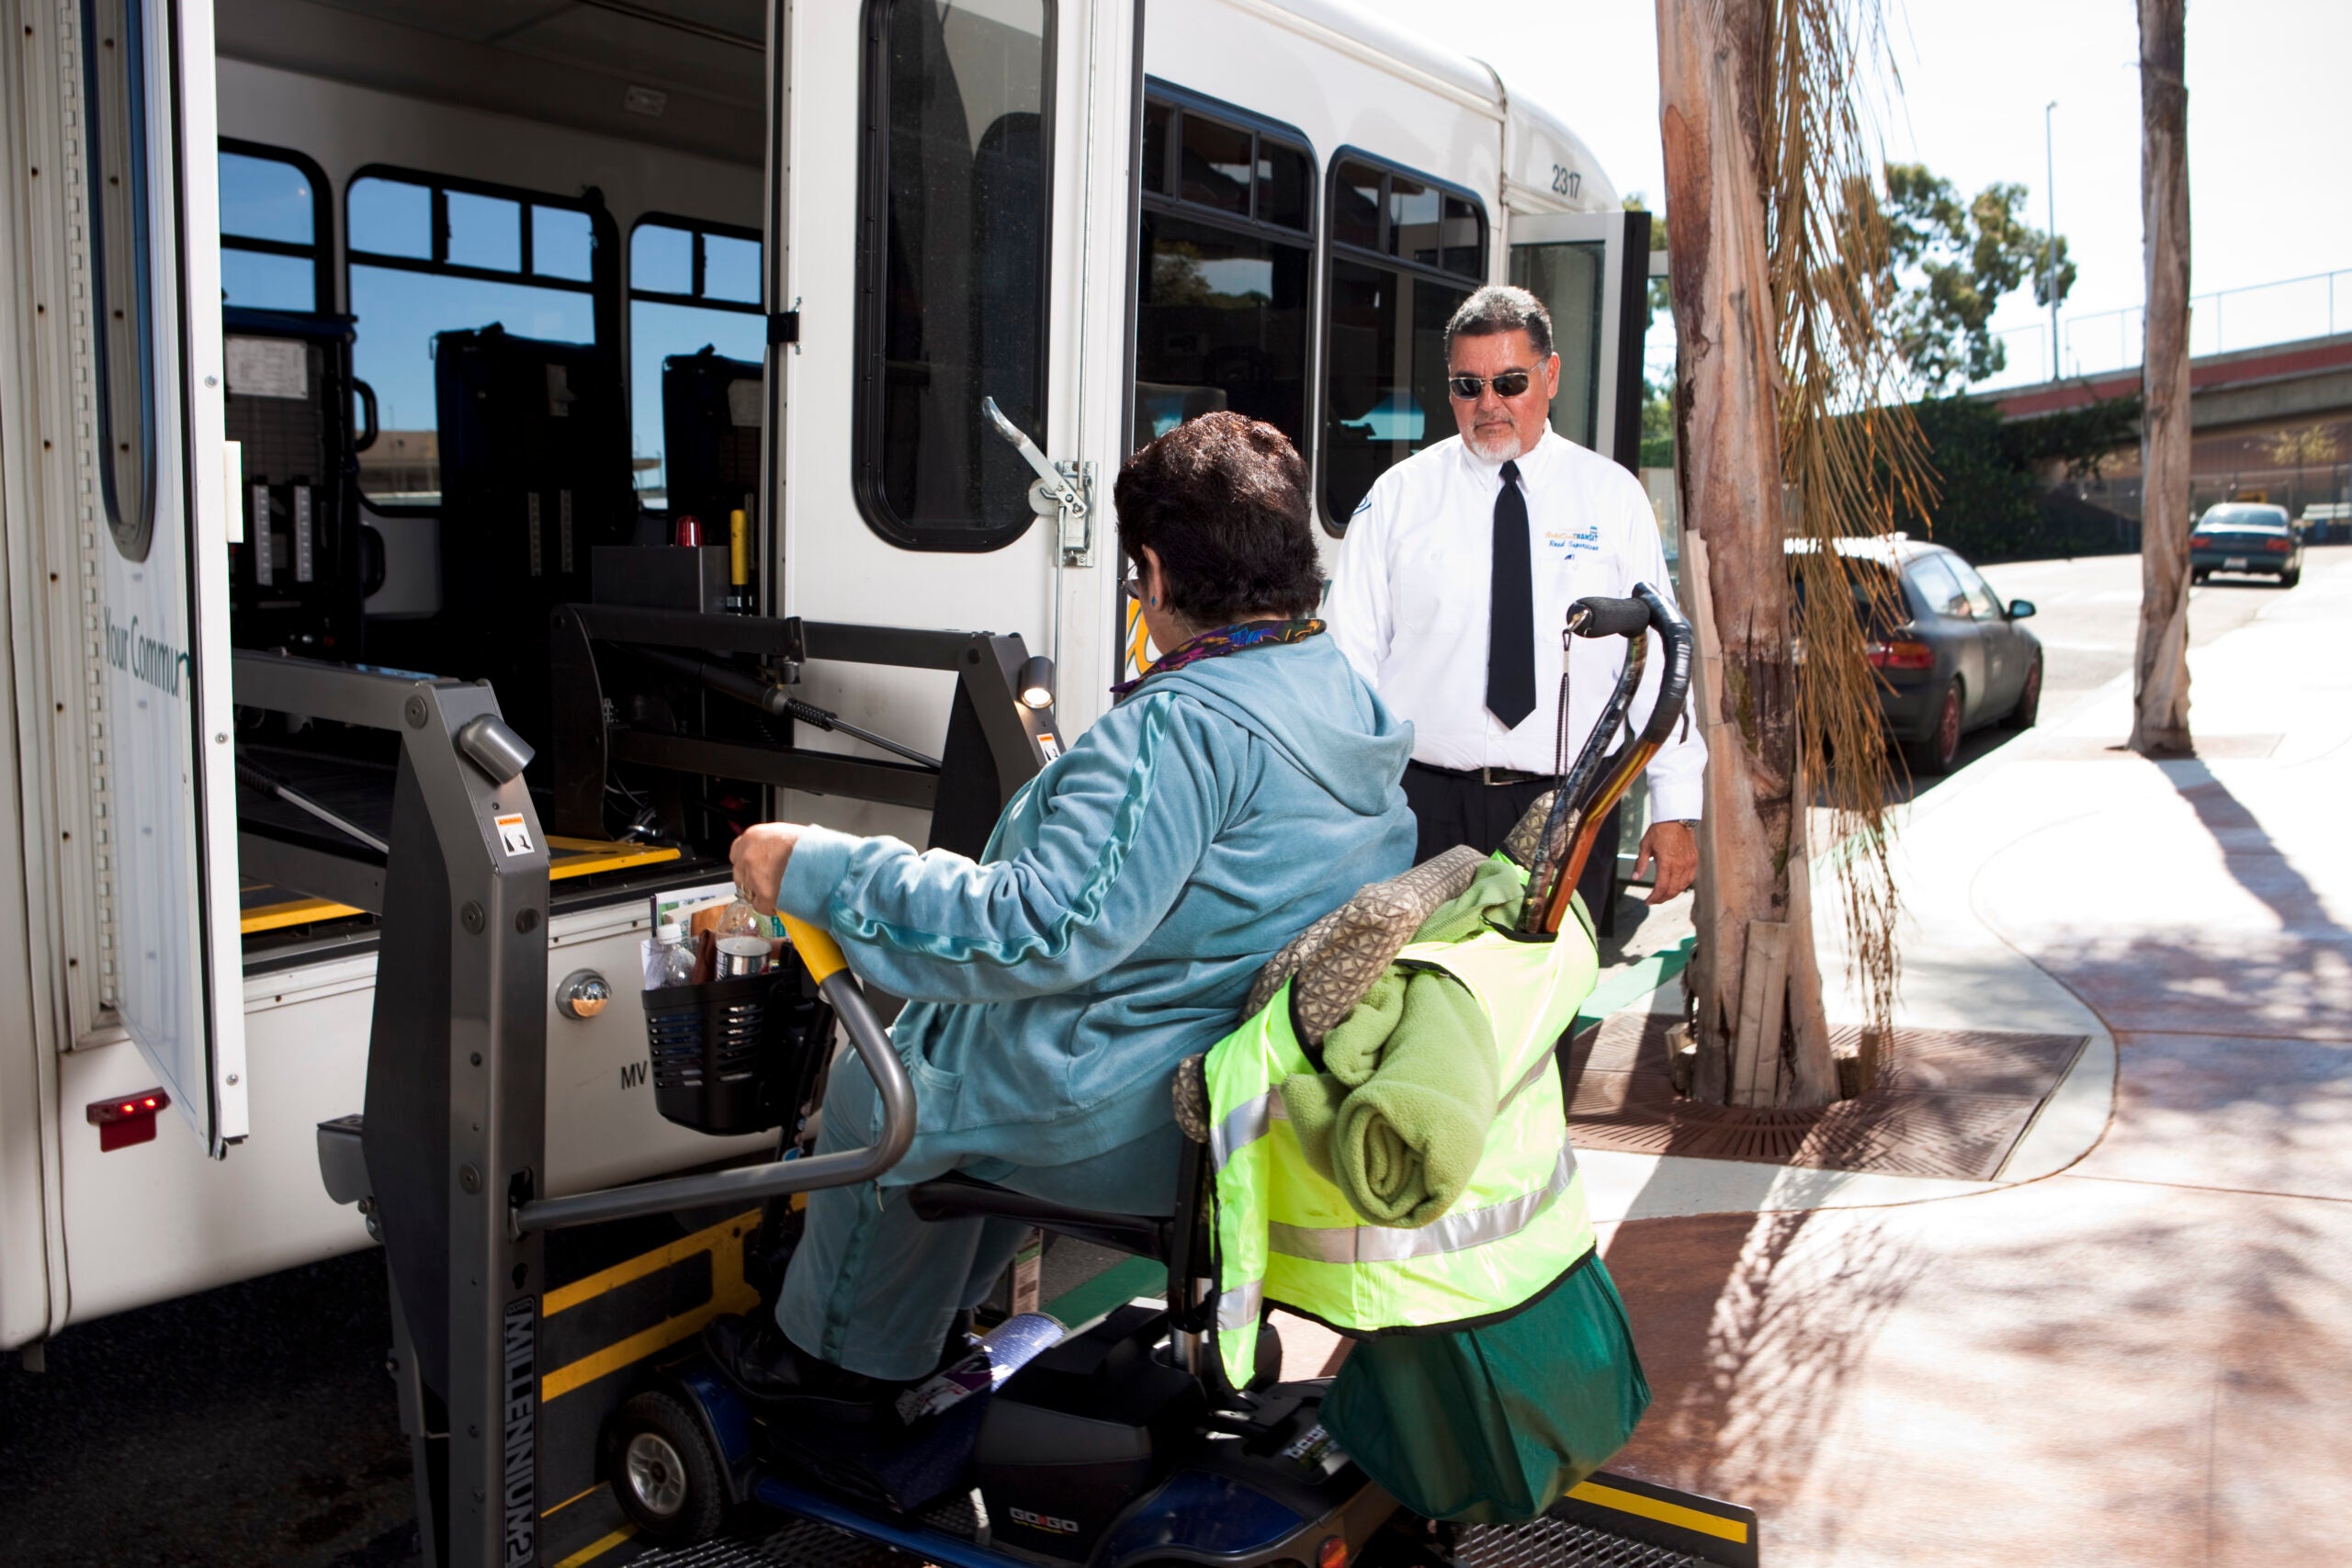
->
[1448, 368, 1535, 401]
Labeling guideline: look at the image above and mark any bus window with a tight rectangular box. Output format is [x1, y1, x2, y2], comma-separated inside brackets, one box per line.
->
[628, 216, 763, 508]
[85, 0, 158, 559]
[1508, 239, 1604, 449]
[854, 0, 1053, 550]
[1319, 154, 1487, 532]
[219, 141, 330, 314]
[345, 169, 614, 506]
[1132, 89, 1315, 458]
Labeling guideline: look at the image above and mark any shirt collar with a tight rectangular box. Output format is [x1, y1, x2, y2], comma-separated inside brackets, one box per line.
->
[1454, 426, 1562, 486]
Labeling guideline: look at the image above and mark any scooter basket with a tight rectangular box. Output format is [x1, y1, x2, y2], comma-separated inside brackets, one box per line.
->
[640, 956, 834, 1136]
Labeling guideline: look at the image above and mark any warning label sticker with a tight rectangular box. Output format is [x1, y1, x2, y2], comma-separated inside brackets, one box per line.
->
[495, 813, 535, 856]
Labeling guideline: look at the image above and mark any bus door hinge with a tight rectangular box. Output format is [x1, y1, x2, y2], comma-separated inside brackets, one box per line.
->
[767, 301, 801, 352]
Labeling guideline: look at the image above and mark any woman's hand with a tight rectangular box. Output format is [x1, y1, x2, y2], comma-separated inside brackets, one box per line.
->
[729, 823, 804, 916]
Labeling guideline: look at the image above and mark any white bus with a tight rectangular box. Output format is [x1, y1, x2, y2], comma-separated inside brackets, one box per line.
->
[0, 0, 1654, 1355]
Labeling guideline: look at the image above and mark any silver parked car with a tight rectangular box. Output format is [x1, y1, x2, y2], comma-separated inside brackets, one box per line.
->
[1790, 537, 2043, 776]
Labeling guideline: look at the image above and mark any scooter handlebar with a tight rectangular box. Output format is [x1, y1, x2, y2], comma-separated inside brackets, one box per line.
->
[1566, 595, 1654, 638]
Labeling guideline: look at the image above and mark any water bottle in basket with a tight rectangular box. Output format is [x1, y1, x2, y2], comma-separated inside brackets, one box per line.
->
[639, 909, 834, 1137]
[715, 893, 773, 979]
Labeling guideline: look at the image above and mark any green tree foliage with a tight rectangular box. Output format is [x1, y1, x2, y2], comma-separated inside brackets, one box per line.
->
[1883, 164, 2075, 393]
[1895, 394, 2141, 561]
[1623, 195, 1678, 468]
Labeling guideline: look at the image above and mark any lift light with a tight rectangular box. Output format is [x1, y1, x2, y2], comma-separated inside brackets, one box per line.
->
[1018, 655, 1057, 710]
[86, 1088, 169, 1152]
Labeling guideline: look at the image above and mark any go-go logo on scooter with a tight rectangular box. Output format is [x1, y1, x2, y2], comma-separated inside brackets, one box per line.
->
[104, 608, 190, 698]
[1009, 1506, 1081, 1535]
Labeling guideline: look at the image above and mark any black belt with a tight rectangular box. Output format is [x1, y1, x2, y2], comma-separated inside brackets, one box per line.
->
[1408, 761, 1550, 787]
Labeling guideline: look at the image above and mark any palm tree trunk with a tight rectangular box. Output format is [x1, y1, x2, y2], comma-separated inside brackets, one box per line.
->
[1657, 0, 1838, 1108]
[2132, 0, 2192, 755]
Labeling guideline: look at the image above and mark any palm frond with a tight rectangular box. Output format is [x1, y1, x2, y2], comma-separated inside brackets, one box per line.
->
[1760, 0, 1934, 1054]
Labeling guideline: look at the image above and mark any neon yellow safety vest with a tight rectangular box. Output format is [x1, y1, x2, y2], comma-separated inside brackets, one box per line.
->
[1202, 863, 1600, 1390]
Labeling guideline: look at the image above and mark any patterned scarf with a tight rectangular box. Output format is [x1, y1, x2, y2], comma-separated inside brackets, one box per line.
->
[1112, 617, 1326, 699]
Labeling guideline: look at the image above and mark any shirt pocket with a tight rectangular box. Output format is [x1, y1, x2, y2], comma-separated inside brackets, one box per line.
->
[1547, 550, 1616, 628]
[1395, 541, 1474, 635]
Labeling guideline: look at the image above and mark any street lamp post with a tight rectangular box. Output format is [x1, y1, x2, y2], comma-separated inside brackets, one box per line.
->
[2044, 100, 2060, 381]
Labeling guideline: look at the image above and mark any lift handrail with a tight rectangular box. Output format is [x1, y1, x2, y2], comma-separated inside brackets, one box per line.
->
[510, 915, 918, 1235]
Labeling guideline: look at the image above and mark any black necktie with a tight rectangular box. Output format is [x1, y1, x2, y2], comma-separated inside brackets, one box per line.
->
[1487, 459, 1535, 728]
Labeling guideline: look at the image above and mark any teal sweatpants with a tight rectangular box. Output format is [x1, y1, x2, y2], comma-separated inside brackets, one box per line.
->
[777, 1047, 1182, 1381]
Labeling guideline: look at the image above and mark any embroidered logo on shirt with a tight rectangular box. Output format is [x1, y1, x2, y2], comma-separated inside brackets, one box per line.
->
[1545, 525, 1602, 554]
[1351, 492, 1374, 518]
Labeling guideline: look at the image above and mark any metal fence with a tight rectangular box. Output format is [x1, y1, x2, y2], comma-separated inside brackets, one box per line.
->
[1980, 267, 2351, 390]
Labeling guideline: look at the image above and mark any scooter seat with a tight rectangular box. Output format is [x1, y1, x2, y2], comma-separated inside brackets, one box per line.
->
[905, 1171, 1177, 1261]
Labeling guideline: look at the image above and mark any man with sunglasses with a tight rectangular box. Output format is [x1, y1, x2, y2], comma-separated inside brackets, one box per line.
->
[1325, 285, 1703, 914]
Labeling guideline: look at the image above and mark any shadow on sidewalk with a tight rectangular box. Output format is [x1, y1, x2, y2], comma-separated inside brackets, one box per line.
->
[2161, 757, 2337, 938]
[1600, 1203, 1924, 1547]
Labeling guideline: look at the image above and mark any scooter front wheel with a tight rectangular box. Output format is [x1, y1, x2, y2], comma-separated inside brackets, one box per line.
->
[605, 1389, 728, 1542]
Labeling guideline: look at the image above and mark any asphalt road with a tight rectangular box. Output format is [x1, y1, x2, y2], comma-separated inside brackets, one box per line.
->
[1586, 546, 2343, 975]
[4, 547, 2335, 1567]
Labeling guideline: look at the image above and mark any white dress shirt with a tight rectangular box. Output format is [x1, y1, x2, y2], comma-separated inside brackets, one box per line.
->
[1325, 429, 1706, 822]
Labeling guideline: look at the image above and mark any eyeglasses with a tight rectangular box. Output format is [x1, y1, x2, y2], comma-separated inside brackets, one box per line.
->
[1447, 368, 1536, 401]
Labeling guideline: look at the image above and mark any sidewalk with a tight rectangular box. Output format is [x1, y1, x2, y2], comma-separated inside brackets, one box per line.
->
[1589, 550, 2352, 1565]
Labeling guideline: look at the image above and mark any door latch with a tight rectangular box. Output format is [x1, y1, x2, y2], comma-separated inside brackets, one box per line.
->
[981, 397, 1094, 567]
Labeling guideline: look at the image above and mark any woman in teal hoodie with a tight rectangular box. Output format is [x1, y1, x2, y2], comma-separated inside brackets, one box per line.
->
[712, 412, 1418, 1403]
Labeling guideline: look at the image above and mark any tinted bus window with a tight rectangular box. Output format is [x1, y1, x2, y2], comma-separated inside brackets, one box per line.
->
[85, 0, 158, 559]
[628, 217, 763, 507]
[1131, 92, 1316, 457]
[854, 0, 1053, 549]
[1320, 154, 1486, 531]
[345, 170, 612, 505]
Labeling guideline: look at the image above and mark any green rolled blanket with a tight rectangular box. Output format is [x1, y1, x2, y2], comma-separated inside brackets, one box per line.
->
[1414, 854, 1526, 944]
[1280, 966, 1500, 1227]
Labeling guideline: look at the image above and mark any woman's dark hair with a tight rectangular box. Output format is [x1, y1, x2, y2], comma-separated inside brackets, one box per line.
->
[1114, 412, 1323, 626]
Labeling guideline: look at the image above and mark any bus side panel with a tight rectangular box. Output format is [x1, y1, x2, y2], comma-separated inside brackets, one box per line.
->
[58, 909, 773, 1327]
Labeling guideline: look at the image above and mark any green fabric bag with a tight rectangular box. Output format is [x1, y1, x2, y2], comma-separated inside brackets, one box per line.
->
[1319, 1254, 1651, 1524]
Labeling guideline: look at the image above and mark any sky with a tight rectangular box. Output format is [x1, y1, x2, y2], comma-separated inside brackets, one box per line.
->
[1348, 0, 2352, 386]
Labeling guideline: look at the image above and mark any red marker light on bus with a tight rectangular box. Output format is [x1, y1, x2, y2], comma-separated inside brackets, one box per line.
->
[87, 1089, 170, 1151]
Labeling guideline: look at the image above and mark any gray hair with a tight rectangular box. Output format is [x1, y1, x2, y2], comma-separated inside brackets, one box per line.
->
[1444, 284, 1555, 362]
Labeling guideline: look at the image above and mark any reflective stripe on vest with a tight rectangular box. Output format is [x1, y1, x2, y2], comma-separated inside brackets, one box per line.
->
[1202, 860, 1600, 1389]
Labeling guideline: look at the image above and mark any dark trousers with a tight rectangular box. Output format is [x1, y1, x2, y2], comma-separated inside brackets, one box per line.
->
[1401, 762, 1619, 932]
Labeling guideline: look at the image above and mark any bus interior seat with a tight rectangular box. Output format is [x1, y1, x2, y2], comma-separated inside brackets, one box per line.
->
[395, 322, 635, 757]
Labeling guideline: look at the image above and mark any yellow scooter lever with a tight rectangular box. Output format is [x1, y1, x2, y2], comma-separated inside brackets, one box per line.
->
[780, 912, 849, 986]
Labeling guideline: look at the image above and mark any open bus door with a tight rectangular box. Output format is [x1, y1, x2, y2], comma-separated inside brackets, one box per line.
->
[81, 0, 247, 1155]
[1508, 209, 1655, 473]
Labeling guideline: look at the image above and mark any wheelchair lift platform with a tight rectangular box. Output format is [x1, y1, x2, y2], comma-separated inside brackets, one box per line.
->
[549, 1477, 1745, 1568]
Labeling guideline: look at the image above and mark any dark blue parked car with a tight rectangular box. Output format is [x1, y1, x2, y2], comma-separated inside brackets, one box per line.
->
[2191, 503, 2304, 587]
[1792, 538, 2043, 776]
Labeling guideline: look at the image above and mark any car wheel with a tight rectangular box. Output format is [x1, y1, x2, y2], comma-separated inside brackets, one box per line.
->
[2280, 567, 2301, 589]
[2007, 654, 2042, 729]
[605, 1391, 728, 1543]
[2190, 570, 2209, 585]
[1905, 681, 1963, 777]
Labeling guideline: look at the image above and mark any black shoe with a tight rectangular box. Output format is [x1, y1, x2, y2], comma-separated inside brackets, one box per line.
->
[701, 1314, 910, 1422]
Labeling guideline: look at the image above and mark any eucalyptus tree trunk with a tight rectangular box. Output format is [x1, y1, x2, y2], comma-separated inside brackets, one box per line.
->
[2132, 0, 2193, 755]
[1657, 0, 1838, 1108]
